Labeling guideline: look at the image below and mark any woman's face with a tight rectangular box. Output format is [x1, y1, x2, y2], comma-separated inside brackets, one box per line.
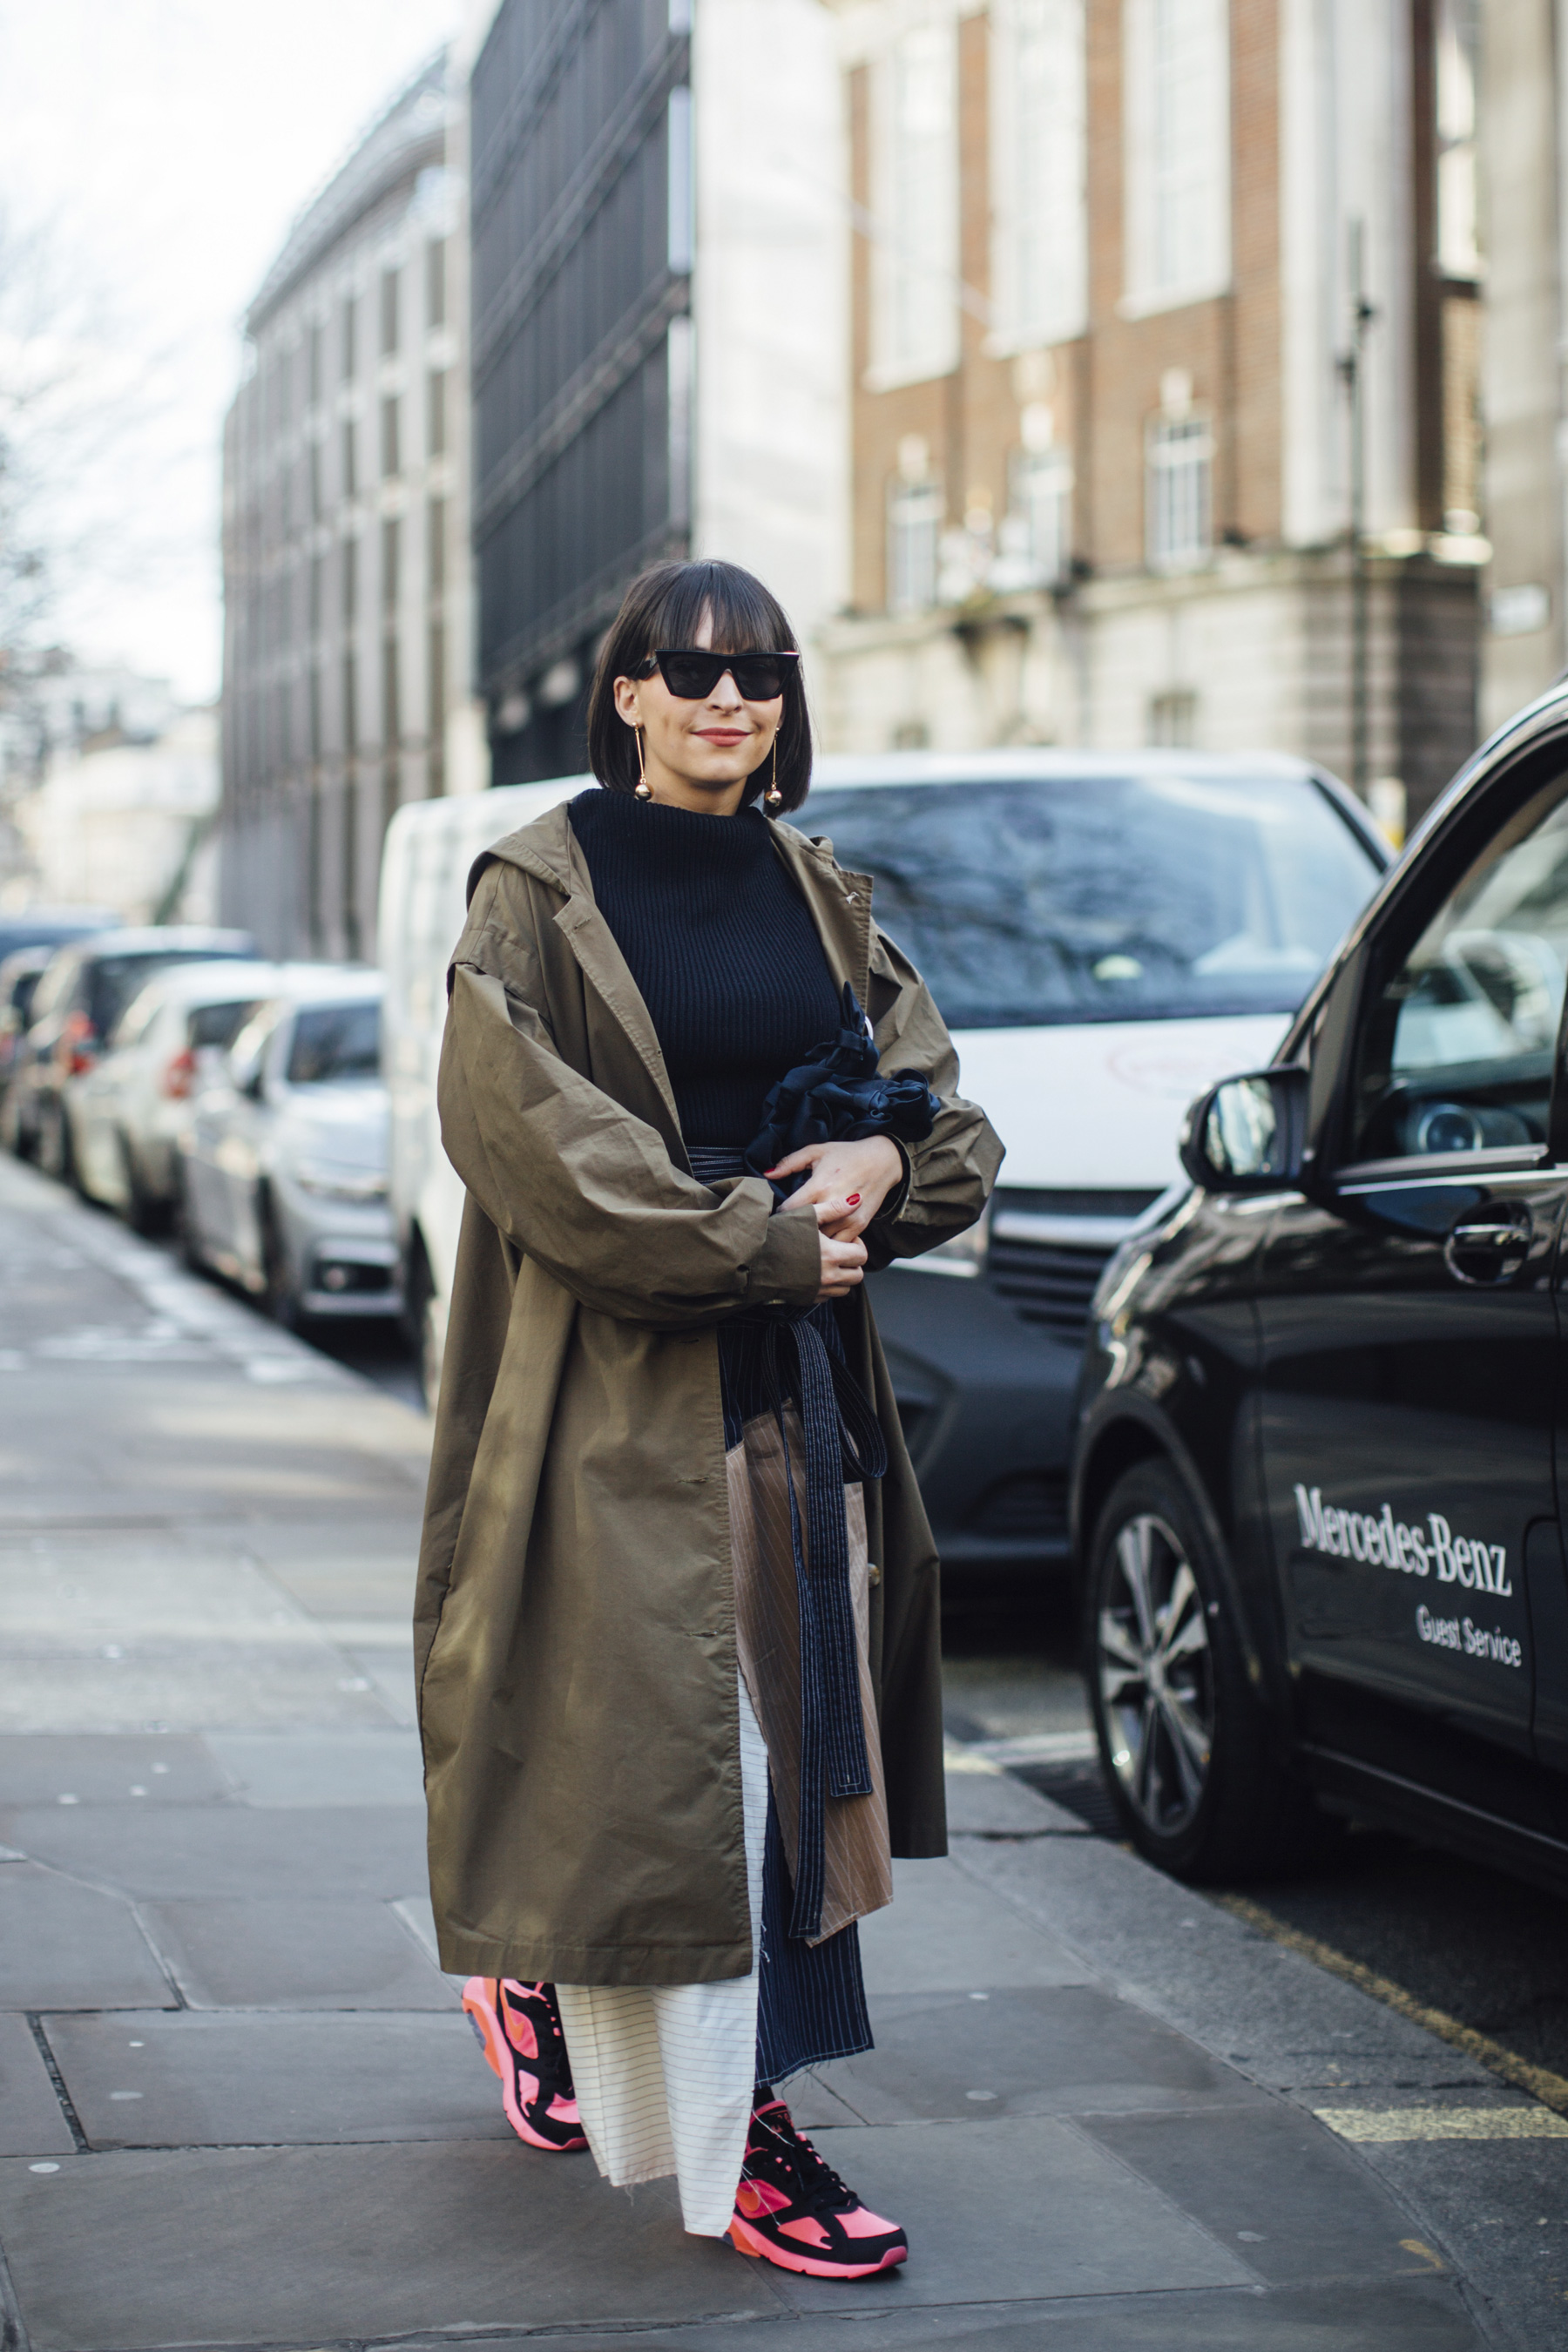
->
[612, 607, 784, 816]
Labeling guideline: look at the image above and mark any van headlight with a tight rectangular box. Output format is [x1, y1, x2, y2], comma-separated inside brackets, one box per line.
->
[293, 1159, 389, 1201]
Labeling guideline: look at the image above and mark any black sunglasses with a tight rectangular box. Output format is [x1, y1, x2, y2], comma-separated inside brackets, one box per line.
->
[636, 647, 799, 702]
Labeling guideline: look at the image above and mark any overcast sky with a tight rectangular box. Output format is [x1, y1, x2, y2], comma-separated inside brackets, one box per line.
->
[1, 0, 461, 701]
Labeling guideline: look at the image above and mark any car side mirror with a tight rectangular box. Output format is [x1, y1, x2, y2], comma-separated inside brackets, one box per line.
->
[1179, 1066, 1309, 1193]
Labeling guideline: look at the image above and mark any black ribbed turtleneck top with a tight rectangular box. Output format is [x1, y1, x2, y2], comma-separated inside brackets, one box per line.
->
[567, 787, 842, 1149]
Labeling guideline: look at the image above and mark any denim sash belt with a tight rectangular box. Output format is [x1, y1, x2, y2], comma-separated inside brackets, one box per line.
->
[692, 1145, 888, 1941]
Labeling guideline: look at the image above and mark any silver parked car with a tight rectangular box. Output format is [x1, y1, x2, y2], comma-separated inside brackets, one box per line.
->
[179, 970, 399, 1327]
[71, 960, 284, 1230]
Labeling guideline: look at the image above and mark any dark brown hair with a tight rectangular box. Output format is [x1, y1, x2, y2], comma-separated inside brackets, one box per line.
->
[585, 558, 813, 813]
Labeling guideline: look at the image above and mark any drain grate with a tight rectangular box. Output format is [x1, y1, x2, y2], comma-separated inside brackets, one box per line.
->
[1011, 1754, 1124, 1836]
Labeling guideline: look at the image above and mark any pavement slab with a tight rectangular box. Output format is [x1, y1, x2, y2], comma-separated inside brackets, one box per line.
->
[0, 1799, 428, 1898]
[0, 1734, 227, 1808]
[417, 2279, 1487, 2351]
[816, 1982, 1256, 2122]
[39, 2011, 507, 2149]
[0, 2017, 77, 2159]
[135, 1896, 455, 2008]
[201, 1727, 426, 1807]
[0, 1862, 172, 2012]
[857, 1855, 1093, 1991]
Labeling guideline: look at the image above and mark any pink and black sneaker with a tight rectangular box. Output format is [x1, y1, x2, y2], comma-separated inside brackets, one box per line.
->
[463, 1977, 587, 2152]
[728, 2093, 908, 2278]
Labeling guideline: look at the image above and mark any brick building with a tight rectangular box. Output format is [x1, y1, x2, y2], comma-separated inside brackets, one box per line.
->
[220, 52, 480, 962]
[817, 0, 1484, 830]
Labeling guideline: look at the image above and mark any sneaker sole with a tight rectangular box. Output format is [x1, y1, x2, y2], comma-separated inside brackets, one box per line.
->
[727, 2213, 907, 2278]
[461, 1979, 586, 2153]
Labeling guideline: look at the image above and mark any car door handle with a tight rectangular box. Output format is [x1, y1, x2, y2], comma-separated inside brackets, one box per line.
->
[1444, 1209, 1533, 1286]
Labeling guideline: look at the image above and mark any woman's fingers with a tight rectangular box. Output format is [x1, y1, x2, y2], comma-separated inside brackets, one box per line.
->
[816, 1229, 866, 1299]
[766, 1145, 828, 1179]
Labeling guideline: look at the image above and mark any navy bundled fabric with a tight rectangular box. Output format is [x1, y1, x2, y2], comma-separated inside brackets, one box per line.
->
[741, 984, 941, 1205]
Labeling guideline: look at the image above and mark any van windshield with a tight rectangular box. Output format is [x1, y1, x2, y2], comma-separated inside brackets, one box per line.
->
[801, 774, 1382, 1029]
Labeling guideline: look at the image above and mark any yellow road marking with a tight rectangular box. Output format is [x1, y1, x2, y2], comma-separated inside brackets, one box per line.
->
[1318, 2106, 1568, 2142]
[1216, 1894, 1568, 2119]
[1400, 2240, 1445, 2271]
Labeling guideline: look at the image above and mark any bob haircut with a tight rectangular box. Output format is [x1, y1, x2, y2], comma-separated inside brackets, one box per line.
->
[585, 558, 814, 814]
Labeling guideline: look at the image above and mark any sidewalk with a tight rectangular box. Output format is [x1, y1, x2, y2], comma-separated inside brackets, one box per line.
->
[0, 1153, 1527, 2349]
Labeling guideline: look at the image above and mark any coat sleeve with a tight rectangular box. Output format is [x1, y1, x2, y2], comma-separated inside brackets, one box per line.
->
[439, 865, 823, 1326]
[862, 923, 1004, 1271]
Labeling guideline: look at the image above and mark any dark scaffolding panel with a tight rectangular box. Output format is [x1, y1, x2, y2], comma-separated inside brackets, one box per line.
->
[471, 0, 689, 782]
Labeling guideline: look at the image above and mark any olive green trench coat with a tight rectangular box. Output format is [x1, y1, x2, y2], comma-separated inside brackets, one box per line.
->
[416, 797, 1003, 1986]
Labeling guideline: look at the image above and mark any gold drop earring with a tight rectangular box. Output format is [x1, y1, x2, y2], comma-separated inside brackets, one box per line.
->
[634, 724, 652, 801]
[764, 735, 782, 812]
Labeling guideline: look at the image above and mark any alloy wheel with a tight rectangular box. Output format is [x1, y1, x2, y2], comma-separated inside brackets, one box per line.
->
[1098, 1512, 1214, 1838]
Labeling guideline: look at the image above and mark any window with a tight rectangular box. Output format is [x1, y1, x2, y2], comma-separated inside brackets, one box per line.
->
[1123, 0, 1230, 314]
[991, 0, 1086, 350]
[429, 618, 447, 783]
[428, 369, 447, 459]
[381, 517, 400, 614]
[382, 632, 401, 751]
[380, 267, 400, 358]
[1147, 689, 1198, 747]
[341, 294, 357, 382]
[341, 650, 358, 755]
[309, 443, 322, 523]
[801, 774, 1381, 1030]
[380, 395, 401, 480]
[428, 496, 447, 597]
[873, 24, 959, 385]
[888, 476, 943, 613]
[1003, 446, 1073, 587]
[1436, 0, 1479, 280]
[308, 322, 322, 407]
[426, 238, 447, 328]
[1349, 773, 1568, 1163]
[1146, 411, 1213, 570]
[667, 85, 693, 272]
[341, 534, 358, 626]
[341, 418, 357, 500]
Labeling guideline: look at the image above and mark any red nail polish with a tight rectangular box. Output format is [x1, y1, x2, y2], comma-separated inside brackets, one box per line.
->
[846, 1193, 862, 1206]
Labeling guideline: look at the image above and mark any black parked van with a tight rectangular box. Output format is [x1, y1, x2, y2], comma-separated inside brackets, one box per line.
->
[1071, 683, 1568, 1893]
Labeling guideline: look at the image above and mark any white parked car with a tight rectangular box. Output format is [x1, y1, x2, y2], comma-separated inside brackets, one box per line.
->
[179, 969, 398, 1328]
[71, 960, 284, 1229]
[379, 754, 1387, 1594]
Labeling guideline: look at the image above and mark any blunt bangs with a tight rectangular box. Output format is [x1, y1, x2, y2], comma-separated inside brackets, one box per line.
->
[586, 559, 814, 812]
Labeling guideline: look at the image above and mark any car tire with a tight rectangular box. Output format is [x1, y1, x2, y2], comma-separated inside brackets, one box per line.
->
[119, 1134, 161, 1236]
[405, 1238, 443, 1413]
[37, 1102, 71, 1185]
[260, 1196, 302, 1331]
[1085, 1459, 1330, 1882]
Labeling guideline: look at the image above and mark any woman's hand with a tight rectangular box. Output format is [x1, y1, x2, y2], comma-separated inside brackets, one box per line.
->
[769, 1135, 905, 1242]
[815, 1222, 868, 1301]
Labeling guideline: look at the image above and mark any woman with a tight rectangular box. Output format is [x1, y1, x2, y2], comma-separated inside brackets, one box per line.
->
[417, 558, 1001, 2277]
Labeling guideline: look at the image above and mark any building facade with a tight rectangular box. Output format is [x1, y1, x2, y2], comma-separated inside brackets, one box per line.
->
[469, 0, 845, 785]
[1477, 0, 1568, 738]
[818, 0, 1484, 831]
[219, 53, 478, 962]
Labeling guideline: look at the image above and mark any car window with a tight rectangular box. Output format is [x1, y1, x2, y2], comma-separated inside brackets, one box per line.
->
[801, 774, 1381, 1028]
[286, 1001, 381, 1085]
[188, 999, 260, 1051]
[86, 950, 252, 1038]
[109, 991, 163, 1050]
[1348, 770, 1568, 1163]
[28, 957, 77, 1022]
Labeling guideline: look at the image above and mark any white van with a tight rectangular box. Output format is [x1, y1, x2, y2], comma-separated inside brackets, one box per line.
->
[378, 751, 1387, 1586]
